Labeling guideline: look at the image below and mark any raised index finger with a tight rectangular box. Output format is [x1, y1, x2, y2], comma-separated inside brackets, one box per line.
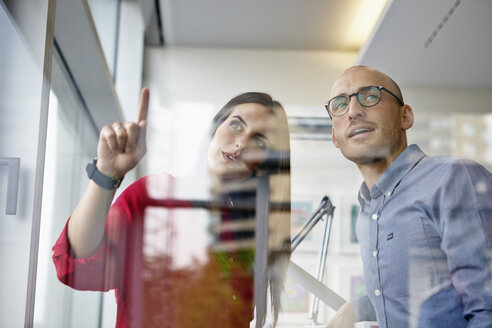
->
[137, 87, 149, 123]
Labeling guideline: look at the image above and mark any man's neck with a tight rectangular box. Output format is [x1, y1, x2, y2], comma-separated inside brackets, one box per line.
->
[356, 144, 408, 190]
[357, 160, 390, 190]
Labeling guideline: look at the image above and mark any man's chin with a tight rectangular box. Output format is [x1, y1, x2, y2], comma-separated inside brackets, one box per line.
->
[341, 147, 390, 165]
[356, 157, 384, 165]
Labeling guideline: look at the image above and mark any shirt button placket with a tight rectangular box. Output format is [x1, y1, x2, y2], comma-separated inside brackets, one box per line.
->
[372, 208, 384, 326]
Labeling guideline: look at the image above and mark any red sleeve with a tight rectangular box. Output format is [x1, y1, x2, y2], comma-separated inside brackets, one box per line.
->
[51, 175, 157, 291]
[52, 219, 119, 291]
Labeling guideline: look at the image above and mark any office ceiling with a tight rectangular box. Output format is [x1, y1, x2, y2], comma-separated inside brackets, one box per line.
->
[158, 0, 375, 51]
[153, 0, 492, 89]
[359, 0, 492, 89]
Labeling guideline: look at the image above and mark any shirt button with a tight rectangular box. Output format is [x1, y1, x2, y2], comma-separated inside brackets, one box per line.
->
[371, 213, 379, 220]
[232, 294, 237, 300]
[374, 289, 381, 296]
[372, 250, 378, 257]
[228, 257, 234, 262]
[386, 192, 391, 197]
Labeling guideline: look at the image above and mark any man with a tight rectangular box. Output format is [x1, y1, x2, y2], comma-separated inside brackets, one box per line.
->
[325, 66, 492, 328]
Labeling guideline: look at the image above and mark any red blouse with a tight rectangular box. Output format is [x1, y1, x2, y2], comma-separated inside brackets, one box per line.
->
[52, 174, 254, 328]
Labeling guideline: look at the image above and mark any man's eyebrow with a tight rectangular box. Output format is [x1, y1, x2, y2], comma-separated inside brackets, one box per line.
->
[335, 85, 373, 97]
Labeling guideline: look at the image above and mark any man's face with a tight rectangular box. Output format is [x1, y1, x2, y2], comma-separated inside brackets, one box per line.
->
[330, 67, 412, 165]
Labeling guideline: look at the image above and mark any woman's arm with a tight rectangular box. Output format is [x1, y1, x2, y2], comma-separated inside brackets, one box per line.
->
[67, 88, 149, 258]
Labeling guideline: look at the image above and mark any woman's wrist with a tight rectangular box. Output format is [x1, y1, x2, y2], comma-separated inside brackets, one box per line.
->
[86, 157, 123, 190]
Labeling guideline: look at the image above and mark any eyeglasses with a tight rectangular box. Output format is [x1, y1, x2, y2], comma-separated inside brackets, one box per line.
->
[325, 85, 404, 117]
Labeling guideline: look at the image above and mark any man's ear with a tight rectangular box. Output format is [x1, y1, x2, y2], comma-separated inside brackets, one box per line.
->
[332, 126, 340, 148]
[401, 104, 414, 131]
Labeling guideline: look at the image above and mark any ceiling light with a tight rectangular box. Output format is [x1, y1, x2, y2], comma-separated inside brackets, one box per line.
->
[344, 0, 389, 50]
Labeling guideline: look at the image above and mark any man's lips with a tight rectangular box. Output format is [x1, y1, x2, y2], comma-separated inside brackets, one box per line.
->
[348, 126, 375, 138]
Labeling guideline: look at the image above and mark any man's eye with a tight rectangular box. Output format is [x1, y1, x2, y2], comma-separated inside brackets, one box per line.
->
[336, 102, 347, 109]
[362, 93, 379, 105]
[332, 98, 347, 110]
[230, 120, 243, 132]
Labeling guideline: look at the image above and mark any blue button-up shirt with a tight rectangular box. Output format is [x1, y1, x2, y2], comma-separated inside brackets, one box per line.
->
[354, 144, 492, 328]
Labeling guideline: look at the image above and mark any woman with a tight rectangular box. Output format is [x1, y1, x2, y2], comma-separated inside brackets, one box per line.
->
[52, 89, 291, 328]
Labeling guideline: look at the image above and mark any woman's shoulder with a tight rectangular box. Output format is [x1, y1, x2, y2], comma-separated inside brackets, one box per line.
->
[111, 173, 176, 205]
[122, 171, 212, 201]
[127, 172, 177, 199]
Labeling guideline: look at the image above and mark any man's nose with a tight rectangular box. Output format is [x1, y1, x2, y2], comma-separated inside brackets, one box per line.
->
[347, 95, 364, 119]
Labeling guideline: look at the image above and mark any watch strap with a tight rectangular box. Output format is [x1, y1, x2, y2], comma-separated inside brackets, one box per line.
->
[86, 158, 123, 190]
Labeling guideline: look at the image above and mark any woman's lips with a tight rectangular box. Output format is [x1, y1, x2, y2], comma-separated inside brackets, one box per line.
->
[222, 151, 239, 164]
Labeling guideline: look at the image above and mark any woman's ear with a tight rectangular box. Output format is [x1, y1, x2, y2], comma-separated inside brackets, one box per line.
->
[401, 104, 414, 131]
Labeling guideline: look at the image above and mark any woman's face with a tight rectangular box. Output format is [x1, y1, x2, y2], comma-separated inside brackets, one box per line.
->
[207, 103, 276, 181]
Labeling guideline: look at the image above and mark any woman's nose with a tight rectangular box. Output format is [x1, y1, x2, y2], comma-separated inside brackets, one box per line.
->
[234, 137, 247, 153]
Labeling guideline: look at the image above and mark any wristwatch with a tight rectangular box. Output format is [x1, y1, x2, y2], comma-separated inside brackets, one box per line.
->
[86, 157, 123, 190]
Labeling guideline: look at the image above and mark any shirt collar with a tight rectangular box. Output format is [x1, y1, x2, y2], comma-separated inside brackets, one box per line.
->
[359, 144, 426, 201]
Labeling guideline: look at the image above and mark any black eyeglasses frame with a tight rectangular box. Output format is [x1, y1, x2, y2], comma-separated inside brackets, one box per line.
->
[325, 85, 404, 118]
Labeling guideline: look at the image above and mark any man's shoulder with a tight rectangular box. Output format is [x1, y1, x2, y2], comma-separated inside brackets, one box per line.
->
[404, 148, 491, 187]
[419, 152, 492, 183]
[421, 152, 482, 170]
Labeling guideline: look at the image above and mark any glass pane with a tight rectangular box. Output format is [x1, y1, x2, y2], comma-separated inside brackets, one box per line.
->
[86, 0, 120, 77]
[0, 3, 47, 326]
[48, 94, 292, 327]
[33, 50, 99, 328]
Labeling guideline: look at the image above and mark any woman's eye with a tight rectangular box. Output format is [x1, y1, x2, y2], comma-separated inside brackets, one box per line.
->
[230, 120, 243, 132]
[253, 137, 267, 150]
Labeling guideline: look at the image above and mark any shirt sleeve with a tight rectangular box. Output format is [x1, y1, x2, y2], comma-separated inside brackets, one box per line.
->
[352, 294, 377, 322]
[434, 159, 492, 327]
[52, 219, 119, 291]
[51, 176, 151, 292]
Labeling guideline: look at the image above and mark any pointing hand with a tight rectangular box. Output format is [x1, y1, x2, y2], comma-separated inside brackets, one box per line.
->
[96, 88, 149, 179]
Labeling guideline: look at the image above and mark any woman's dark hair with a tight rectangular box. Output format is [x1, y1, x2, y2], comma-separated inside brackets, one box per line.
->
[209, 92, 276, 136]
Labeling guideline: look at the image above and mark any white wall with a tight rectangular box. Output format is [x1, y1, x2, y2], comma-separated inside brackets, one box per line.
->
[141, 46, 358, 175]
[143, 47, 357, 108]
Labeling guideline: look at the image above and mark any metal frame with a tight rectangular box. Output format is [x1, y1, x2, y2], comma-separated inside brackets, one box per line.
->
[291, 196, 345, 326]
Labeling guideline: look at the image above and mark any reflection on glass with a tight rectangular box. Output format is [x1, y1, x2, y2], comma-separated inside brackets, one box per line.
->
[409, 113, 492, 171]
[52, 92, 291, 327]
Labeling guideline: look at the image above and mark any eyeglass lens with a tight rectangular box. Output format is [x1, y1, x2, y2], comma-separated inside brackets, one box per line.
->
[328, 86, 381, 117]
